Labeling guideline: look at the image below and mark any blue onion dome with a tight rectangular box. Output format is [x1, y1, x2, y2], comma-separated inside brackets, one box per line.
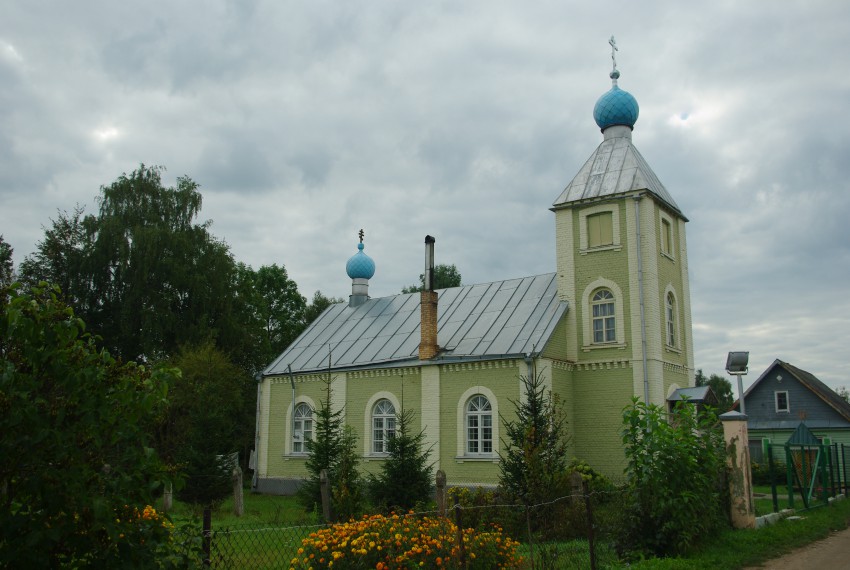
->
[346, 242, 375, 280]
[593, 70, 639, 131]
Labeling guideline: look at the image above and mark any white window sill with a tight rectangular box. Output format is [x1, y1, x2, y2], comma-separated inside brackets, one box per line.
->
[455, 455, 498, 463]
[283, 454, 309, 460]
[582, 342, 627, 352]
[363, 454, 390, 461]
[661, 251, 676, 262]
[580, 244, 621, 255]
[665, 345, 681, 355]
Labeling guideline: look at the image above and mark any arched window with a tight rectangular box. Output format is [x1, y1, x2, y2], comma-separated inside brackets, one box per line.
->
[372, 399, 396, 454]
[592, 289, 616, 343]
[666, 292, 676, 347]
[466, 395, 493, 455]
[292, 403, 313, 454]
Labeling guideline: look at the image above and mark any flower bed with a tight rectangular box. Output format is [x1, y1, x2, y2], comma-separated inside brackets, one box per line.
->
[290, 512, 521, 569]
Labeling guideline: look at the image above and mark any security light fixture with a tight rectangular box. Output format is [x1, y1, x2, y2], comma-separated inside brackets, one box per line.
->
[726, 351, 749, 374]
[726, 351, 749, 415]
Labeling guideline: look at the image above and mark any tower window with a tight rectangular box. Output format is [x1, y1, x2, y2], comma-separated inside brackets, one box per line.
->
[661, 219, 672, 255]
[592, 289, 616, 343]
[587, 212, 614, 248]
[666, 292, 676, 347]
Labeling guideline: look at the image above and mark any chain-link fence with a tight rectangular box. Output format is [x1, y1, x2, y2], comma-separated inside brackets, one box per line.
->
[201, 479, 628, 569]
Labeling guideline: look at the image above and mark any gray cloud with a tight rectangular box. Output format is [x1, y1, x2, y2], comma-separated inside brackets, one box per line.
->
[3, 0, 850, 390]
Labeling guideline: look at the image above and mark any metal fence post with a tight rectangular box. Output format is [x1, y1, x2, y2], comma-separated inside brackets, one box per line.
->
[203, 507, 211, 567]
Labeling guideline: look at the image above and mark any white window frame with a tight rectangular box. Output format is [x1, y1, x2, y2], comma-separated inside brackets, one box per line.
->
[456, 386, 499, 460]
[363, 392, 401, 457]
[591, 289, 616, 343]
[581, 278, 626, 350]
[775, 391, 790, 413]
[579, 203, 621, 254]
[371, 399, 396, 455]
[664, 287, 680, 351]
[287, 398, 316, 456]
[465, 395, 493, 456]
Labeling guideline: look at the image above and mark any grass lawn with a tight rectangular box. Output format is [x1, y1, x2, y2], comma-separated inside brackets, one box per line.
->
[161, 491, 321, 569]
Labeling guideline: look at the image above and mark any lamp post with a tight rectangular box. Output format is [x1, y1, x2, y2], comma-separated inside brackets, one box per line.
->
[726, 351, 749, 415]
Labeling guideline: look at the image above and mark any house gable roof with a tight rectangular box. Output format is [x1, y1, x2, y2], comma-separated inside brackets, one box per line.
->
[742, 359, 850, 424]
[264, 273, 568, 376]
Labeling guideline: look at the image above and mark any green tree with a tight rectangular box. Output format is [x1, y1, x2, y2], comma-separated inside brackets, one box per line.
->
[498, 373, 571, 506]
[837, 386, 850, 403]
[0, 284, 197, 567]
[0, 235, 13, 288]
[695, 369, 735, 412]
[369, 407, 433, 510]
[304, 290, 344, 325]
[164, 342, 248, 506]
[401, 263, 462, 293]
[234, 263, 307, 371]
[20, 165, 241, 363]
[332, 425, 364, 520]
[18, 207, 89, 305]
[619, 398, 727, 558]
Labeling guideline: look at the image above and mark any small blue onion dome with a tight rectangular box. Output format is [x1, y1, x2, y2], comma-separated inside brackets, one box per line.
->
[346, 243, 375, 280]
[593, 72, 639, 130]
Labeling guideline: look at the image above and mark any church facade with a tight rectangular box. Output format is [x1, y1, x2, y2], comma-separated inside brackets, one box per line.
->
[253, 61, 694, 494]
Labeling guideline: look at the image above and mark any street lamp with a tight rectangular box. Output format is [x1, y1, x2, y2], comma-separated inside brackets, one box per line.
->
[726, 351, 749, 415]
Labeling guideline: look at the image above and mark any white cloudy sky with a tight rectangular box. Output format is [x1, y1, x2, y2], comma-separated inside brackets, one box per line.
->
[2, 1, 849, 391]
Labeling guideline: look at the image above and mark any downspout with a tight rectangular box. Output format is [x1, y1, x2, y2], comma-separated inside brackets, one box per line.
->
[252, 372, 263, 489]
[633, 194, 650, 405]
[288, 364, 296, 454]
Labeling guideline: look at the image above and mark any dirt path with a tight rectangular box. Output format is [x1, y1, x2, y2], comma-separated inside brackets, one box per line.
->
[744, 526, 850, 569]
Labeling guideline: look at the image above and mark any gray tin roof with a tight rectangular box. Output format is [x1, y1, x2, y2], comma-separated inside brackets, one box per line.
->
[551, 127, 685, 219]
[264, 273, 567, 376]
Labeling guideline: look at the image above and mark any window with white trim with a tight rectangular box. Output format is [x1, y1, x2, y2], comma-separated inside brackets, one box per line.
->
[372, 399, 396, 454]
[592, 289, 616, 343]
[466, 395, 493, 455]
[775, 391, 790, 413]
[292, 403, 313, 454]
[666, 292, 676, 347]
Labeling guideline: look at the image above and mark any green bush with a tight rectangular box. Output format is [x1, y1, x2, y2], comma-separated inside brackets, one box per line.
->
[617, 398, 729, 559]
[751, 460, 786, 486]
[0, 284, 201, 567]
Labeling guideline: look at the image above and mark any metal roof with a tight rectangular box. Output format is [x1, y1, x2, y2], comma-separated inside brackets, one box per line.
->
[551, 127, 685, 219]
[264, 273, 568, 376]
[667, 386, 714, 403]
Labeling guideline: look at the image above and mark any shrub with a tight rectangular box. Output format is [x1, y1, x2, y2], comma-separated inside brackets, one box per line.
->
[290, 512, 521, 569]
[0, 284, 200, 567]
[369, 408, 433, 511]
[617, 398, 728, 558]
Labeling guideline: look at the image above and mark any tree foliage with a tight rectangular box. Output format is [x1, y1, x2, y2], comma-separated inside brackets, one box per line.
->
[234, 263, 308, 371]
[401, 263, 462, 293]
[304, 290, 344, 326]
[0, 284, 196, 567]
[163, 342, 248, 506]
[498, 373, 571, 506]
[369, 408, 433, 511]
[298, 373, 345, 515]
[20, 165, 240, 363]
[0, 235, 13, 288]
[618, 398, 728, 558]
[695, 369, 735, 412]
